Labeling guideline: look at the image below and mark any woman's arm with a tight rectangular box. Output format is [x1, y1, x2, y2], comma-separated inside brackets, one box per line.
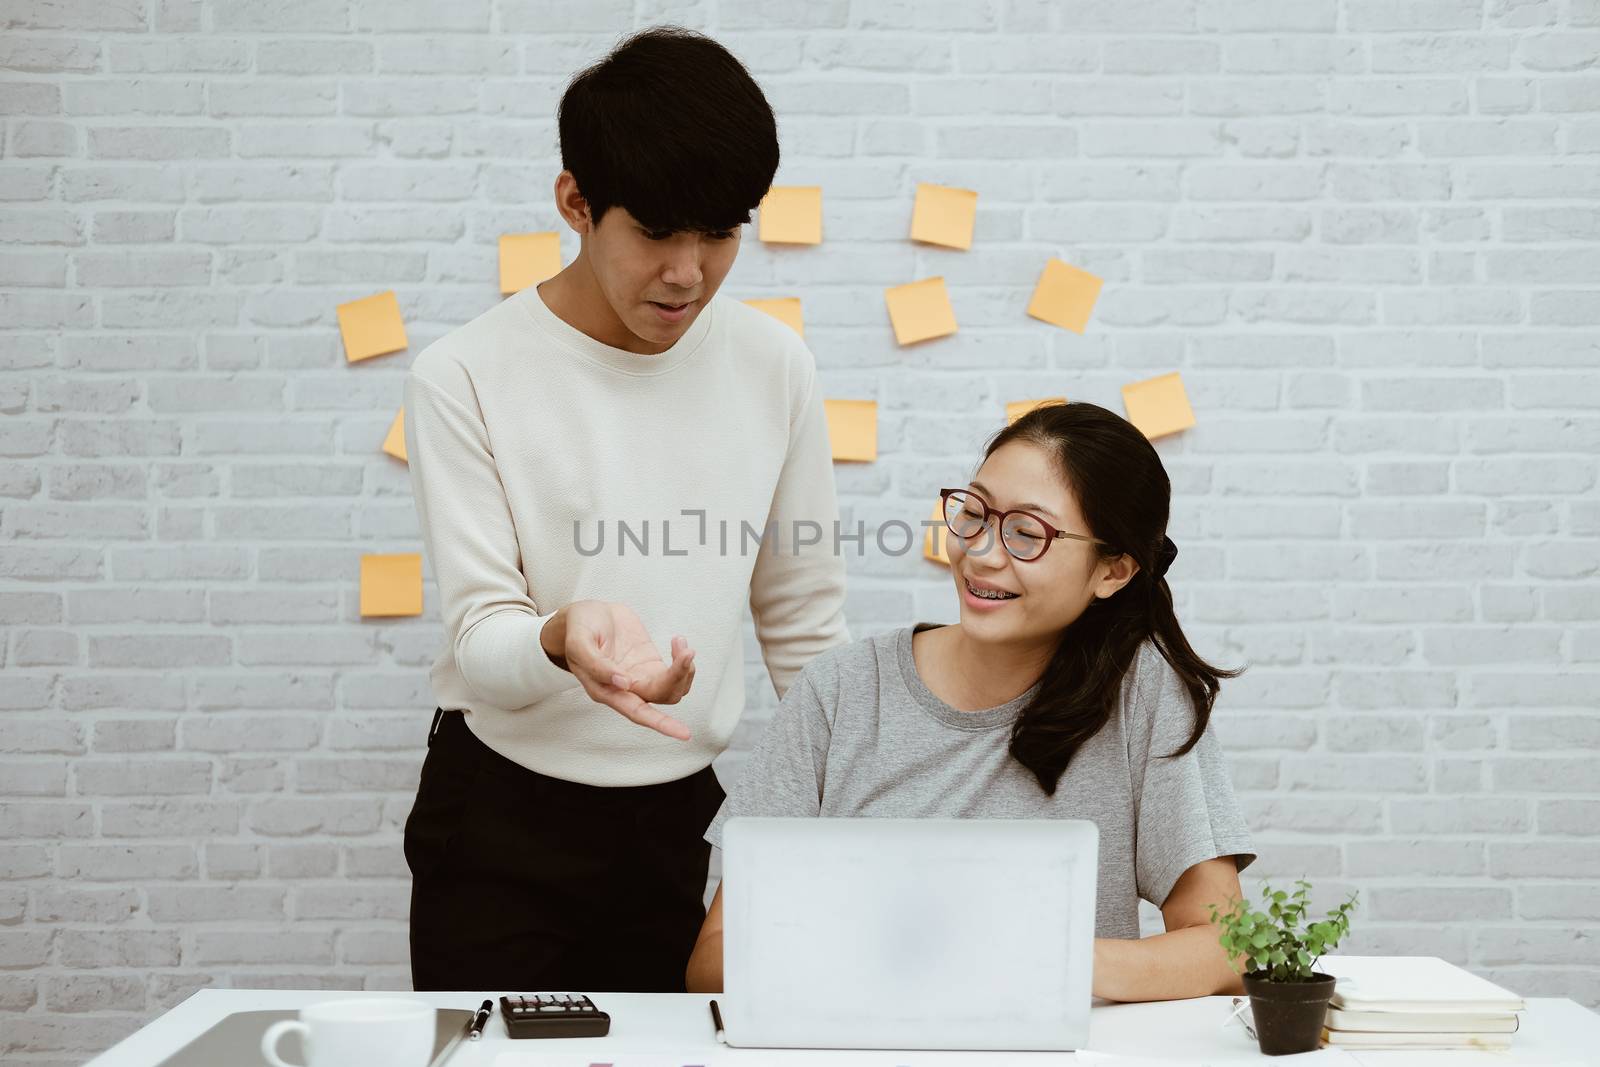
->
[686, 660, 840, 994]
[686, 883, 726, 993]
[1092, 856, 1247, 1002]
[692, 859, 1243, 999]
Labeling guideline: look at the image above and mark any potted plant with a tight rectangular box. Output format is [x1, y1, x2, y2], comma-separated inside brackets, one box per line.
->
[1208, 879, 1359, 1056]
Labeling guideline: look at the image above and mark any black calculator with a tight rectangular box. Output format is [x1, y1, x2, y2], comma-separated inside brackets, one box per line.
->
[499, 993, 611, 1039]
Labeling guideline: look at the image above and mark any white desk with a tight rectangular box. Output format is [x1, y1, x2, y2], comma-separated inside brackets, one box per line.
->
[85, 989, 1600, 1067]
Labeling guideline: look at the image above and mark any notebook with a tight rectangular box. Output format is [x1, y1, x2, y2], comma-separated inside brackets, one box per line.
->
[1325, 1006, 1519, 1033]
[1321, 1028, 1514, 1050]
[1319, 956, 1526, 1014]
[154, 1007, 475, 1067]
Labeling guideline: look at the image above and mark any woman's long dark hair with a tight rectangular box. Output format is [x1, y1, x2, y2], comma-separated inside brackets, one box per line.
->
[986, 402, 1241, 795]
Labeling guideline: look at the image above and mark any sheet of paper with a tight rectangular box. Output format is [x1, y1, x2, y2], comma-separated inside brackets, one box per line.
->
[1006, 397, 1067, 425]
[910, 182, 978, 250]
[1121, 372, 1196, 440]
[743, 297, 804, 337]
[924, 498, 950, 566]
[493, 1056, 724, 1067]
[1027, 259, 1104, 335]
[824, 399, 878, 462]
[494, 1051, 1112, 1067]
[1075, 1051, 1358, 1066]
[759, 186, 823, 245]
[885, 276, 958, 346]
[499, 231, 563, 295]
[337, 290, 408, 363]
[359, 553, 422, 617]
[381, 407, 406, 462]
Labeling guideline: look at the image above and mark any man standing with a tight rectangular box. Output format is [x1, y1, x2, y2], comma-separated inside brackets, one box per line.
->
[401, 27, 849, 993]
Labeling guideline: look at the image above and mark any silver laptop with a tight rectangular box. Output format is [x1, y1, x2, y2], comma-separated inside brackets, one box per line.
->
[720, 817, 1098, 1052]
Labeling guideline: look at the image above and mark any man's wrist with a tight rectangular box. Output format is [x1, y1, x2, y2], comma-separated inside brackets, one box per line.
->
[540, 607, 570, 671]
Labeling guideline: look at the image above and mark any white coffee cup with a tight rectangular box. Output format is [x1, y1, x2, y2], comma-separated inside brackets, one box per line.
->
[261, 997, 435, 1067]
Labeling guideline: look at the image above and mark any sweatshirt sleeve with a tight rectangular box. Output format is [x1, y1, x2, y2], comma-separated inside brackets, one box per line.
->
[403, 370, 580, 711]
[746, 352, 851, 701]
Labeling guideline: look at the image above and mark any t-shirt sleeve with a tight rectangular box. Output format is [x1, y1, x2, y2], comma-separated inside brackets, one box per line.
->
[1128, 645, 1257, 909]
[704, 660, 835, 851]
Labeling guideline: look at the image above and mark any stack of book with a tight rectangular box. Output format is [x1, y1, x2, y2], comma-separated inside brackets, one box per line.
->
[1317, 955, 1526, 1051]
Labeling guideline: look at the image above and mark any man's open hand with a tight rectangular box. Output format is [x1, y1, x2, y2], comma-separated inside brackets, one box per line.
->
[542, 600, 696, 741]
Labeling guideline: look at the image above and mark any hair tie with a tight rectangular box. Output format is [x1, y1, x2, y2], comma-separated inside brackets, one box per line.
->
[1155, 535, 1178, 578]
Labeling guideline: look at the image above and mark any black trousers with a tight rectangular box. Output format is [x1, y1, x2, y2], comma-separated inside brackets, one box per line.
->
[404, 708, 725, 993]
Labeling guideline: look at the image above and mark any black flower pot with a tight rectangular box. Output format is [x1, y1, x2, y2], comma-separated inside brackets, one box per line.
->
[1242, 971, 1337, 1056]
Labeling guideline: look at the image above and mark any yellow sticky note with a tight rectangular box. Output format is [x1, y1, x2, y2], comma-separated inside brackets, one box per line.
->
[499, 232, 562, 295]
[924, 498, 950, 567]
[910, 183, 978, 250]
[743, 297, 804, 337]
[359, 553, 422, 617]
[1027, 258, 1104, 335]
[759, 186, 822, 245]
[1006, 397, 1067, 425]
[824, 399, 877, 462]
[884, 277, 958, 346]
[337, 290, 408, 364]
[381, 408, 406, 463]
[1122, 372, 1197, 440]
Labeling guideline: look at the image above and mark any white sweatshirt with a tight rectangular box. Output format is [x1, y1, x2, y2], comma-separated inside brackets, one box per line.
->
[402, 285, 850, 787]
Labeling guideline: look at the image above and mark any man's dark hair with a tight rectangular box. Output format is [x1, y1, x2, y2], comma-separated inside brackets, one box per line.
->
[558, 26, 779, 235]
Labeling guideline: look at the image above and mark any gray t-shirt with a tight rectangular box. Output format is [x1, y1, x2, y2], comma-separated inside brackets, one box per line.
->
[706, 624, 1257, 940]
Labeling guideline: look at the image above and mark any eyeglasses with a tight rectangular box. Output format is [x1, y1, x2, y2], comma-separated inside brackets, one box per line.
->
[939, 488, 1109, 563]
[1223, 997, 1258, 1041]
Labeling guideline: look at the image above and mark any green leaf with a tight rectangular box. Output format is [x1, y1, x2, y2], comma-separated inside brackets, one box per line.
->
[1228, 878, 1357, 978]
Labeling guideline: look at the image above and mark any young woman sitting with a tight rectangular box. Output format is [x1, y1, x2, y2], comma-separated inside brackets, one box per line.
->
[686, 401, 1256, 1003]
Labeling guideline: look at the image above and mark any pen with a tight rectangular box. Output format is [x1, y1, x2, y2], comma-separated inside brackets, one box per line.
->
[709, 998, 725, 1044]
[468, 998, 493, 1041]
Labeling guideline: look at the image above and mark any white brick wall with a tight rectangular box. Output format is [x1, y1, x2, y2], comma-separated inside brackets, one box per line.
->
[3, 0, 1599, 1060]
